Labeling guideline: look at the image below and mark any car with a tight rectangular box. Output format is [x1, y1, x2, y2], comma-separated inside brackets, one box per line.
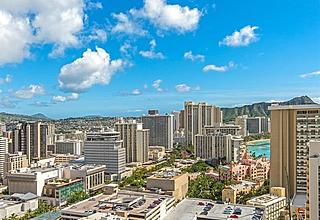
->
[216, 201, 224, 204]
[229, 214, 239, 218]
[223, 210, 232, 214]
[200, 211, 208, 215]
[198, 202, 205, 206]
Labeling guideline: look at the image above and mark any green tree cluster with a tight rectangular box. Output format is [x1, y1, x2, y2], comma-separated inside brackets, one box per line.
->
[187, 174, 225, 201]
[237, 180, 270, 204]
[67, 190, 89, 205]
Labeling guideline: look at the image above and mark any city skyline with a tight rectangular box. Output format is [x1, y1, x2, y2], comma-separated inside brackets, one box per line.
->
[0, 0, 319, 118]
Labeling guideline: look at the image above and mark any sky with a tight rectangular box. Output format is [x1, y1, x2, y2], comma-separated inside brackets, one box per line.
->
[0, 0, 319, 118]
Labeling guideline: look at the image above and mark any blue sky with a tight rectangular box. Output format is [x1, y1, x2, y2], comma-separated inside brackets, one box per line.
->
[0, 0, 319, 118]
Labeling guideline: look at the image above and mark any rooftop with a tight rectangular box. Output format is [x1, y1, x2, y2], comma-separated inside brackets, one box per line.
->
[164, 198, 264, 220]
[247, 194, 286, 206]
[268, 104, 320, 110]
[226, 180, 257, 191]
[62, 190, 174, 218]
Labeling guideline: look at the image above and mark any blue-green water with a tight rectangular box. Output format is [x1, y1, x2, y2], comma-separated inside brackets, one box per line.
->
[247, 140, 270, 159]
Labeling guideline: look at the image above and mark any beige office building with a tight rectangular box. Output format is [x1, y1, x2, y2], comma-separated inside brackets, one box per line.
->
[306, 141, 320, 220]
[184, 101, 222, 145]
[4, 152, 29, 176]
[115, 120, 149, 163]
[269, 104, 320, 198]
[146, 172, 188, 201]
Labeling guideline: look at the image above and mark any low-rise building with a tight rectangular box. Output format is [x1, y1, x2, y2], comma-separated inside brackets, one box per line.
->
[61, 189, 175, 220]
[148, 146, 166, 161]
[0, 192, 38, 219]
[4, 152, 29, 176]
[64, 164, 106, 193]
[6, 167, 62, 196]
[42, 179, 84, 206]
[52, 153, 80, 164]
[146, 171, 188, 201]
[246, 190, 286, 220]
[222, 180, 258, 204]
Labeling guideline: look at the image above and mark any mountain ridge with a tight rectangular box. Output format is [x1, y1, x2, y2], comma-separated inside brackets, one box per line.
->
[222, 95, 316, 122]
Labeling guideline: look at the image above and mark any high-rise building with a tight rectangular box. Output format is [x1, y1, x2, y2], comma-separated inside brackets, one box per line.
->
[115, 120, 149, 163]
[55, 140, 82, 155]
[12, 122, 55, 163]
[246, 117, 269, 135]
[195, 133, 242, 163]
[84, 130, 126, 175]
[0, 137, 8, 178]
[4, 152, 29, 177]
[306, 141, 320, 220]
[142, 110, 173, 149]
[171, 111, 180, 132]
[269, 104, 320, 198]
[184, 101, 223, 145]
[235, 115, 248, 136]
[40, 123, 55, 158]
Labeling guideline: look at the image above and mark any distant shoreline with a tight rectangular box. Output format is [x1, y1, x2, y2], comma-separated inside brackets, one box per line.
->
[246, 139, 270, 146]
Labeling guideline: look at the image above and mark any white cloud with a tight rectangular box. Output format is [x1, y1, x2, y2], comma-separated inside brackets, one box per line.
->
[184, 51, 205, 62]
[203, 61, 235, 72]
[88, 28, 107, 42]
[87, 1, 103, 10]
[133, 0, 201, 33]
[0, 0, 85, 63]
[139, 39, 165, 59]
[111, 12, 147, 36]
[219, 25, 259, 47]
[152, 79, 163, 92]
[30, 101, 50, 107]
[15, 84, 45, 99]
[300, 70, 320, 78]
[132, 89, 141, 95]
[52, 93, 79, 103]
[175, 84, 191, 93]
[175, 84, 200, 93]
[0, 10, 32, 65]
[58, 47, 124, 93]
[0, 96, 16, 108]
[0, 74, 12, 84]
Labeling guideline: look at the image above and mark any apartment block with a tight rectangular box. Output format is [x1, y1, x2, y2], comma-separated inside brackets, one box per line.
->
[269, 104, 320, 197]
[184, 101, 222, 145]
[142, 110, 173, 150]
[0, 137, 8, 178]
[115, 120, 149, 163]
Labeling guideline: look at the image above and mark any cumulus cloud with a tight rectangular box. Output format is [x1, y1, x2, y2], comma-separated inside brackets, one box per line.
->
[58, 47, 124, 93]
[300, 70, 320, 78]
[0, 74, 12, 84]
[0, 96, 16, 108]
[52, 93, 79, 103]
[175, 84, 191, 93]
[184, 51, 205, 62]
[133, 0, 201, 33]
[152, 79, 163, 92]
[87, 1, 103, 10]
[175, 84, 200, 93]
[203, 62, 235, 72]
[219, 25, 259, 47]
[139, 39, 165, 59]
[88, 28, 107, 42]
[0, 0, 85, 63]
[15, 84, 45, 99]
[111, 12, 147, 36]
[30, 101, 50, 107]
[132, 89, 141, 95]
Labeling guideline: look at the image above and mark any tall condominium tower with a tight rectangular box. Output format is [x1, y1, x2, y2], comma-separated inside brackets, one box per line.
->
[84, 130, 126, 175]
[142, 110, 173, 150]
[184, 101, 223, 145]
[115, 119, 149, 163]
[12, 122, 55, 163]
[246, 117, 269, 135]
[307, 141, 320, 220]
[0, 137, 8, 178]
[269, 104, 320, 198]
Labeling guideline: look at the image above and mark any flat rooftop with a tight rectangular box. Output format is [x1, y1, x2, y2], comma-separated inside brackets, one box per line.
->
[268, 104, 320, 110]
[164, 198, 264, 220]
[247, 194, 285, 206]
[62, 190, 174, 218]
[227, 180, 257, 191]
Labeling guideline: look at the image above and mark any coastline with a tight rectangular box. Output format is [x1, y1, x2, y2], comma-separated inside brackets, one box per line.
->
[246, 139, 270, 146]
